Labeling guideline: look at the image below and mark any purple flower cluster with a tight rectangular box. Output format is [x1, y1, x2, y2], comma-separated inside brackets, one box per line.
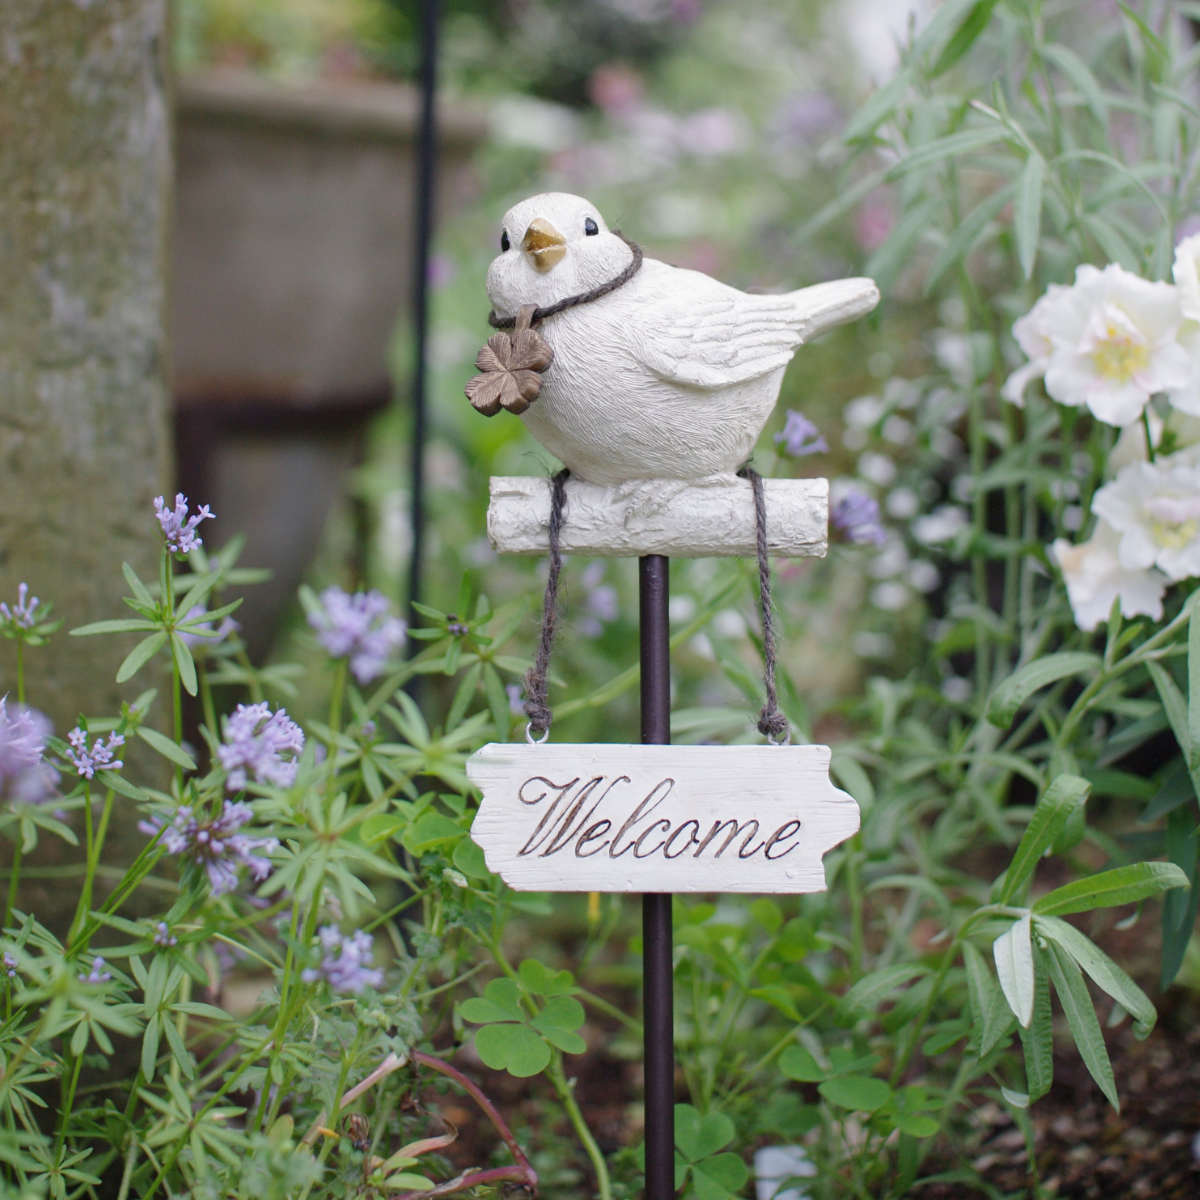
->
[65, 726, 125, 780]
[307, 587, 406, 683]
[217, 702, 304, 792]
[79, 956, 111, 984]
[0, 583, 40, 630]
[0, 697, 57, 806]
[153, 921, 178, 948]
[154, 493, 214, 554]
[301, 926, 383, 994]
[775, 410, 829, 458]
[142, 800, 278, 896]
[832, 491, 887, 546]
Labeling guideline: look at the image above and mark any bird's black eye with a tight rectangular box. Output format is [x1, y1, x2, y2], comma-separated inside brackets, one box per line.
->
[584, 217, 599, 236]
[500, 229, 511, 252]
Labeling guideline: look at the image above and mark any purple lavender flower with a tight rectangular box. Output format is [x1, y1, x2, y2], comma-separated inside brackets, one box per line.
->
[832, 491, 887, 546]
[154, 493, 214, 554]
[301, 926, 383, 994]
[217, 702, 304, 792]
[141, 800, 279, 896]
[579, 562, 619, 637]
[0, 697, 57, 806]
[775, 410, 828, 457]
[152, 921, 178, 948]
[3, 952, 17, 979]
[79, 956, 111, 984]
[307, 587, 406, 684]
[0, 583, 40, 630]
[506, 683, 525, 715]
[65, 726, 125, 780]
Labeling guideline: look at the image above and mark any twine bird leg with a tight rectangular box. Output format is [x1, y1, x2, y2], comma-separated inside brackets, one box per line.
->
[739, 466, 790, 744]
[522, 469, 570, 741]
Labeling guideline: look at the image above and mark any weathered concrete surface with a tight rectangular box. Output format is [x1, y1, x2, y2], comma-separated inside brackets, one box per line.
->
[0, 2, 171, 733]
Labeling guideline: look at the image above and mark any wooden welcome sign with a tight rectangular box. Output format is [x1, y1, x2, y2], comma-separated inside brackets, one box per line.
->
[469, 742, 859, 893]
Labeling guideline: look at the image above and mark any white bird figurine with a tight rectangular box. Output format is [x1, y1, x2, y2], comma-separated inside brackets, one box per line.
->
[467, 191, 879, 487]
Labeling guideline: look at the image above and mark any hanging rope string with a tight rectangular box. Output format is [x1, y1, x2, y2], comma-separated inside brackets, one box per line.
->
[522, 468, 570, 741]
[739, 466, 790, 744]
[488, 234, 644, 330]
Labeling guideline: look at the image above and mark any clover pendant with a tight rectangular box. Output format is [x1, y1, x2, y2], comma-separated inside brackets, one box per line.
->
[464, 305, 554, 417]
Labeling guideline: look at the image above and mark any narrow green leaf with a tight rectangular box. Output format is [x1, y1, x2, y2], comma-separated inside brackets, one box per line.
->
[171, 635, 199, 697]
[1034, 861, 1188, 917]
[1041, 43, 1108, 126]
[122, 562, 156, 607]
[842, 964, 929, 1016]
[924, 186, 1012, 294]
[115, 632, 168, 684]
[1034, 915, 1155, 1036]
[779, 1044, 825, 1083]
[929, 0, 1000, 77]
[987, 653, 1100, 728]
[142, 1014, 161, 1082]
[1014, 153, 1045, 280]
[996, 774, 1090, 905]
[962, 941, 1013, 1057]
[71, 618, 158, 637]
[1044, 941, 1118, 1110]
[993, 911, 1034, 1028]
[844, 70, 911, 143]
[136, 726, 197, 771]
[883, 127, 1010, 181]
[1018, 967, 1053, 1102]
[1188, 606, 1200, 776]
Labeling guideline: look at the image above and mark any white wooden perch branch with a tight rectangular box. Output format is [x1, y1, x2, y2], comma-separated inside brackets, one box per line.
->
[487, 475, 828, 559]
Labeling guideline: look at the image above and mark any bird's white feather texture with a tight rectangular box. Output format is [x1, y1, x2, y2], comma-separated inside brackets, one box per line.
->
[484, 192, 879, 485]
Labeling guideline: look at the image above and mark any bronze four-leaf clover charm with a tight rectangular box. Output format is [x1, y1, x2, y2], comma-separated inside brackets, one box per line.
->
[464, 305, 554, 417]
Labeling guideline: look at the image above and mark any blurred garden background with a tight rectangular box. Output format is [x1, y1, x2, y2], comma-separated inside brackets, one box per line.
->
[5, 0, 1200, 1196]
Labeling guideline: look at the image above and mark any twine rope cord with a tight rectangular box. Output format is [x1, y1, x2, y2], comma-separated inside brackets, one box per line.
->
[739, 465, 790, 744]
[489, 234, 644, 331]
[522, 468, 570, 740]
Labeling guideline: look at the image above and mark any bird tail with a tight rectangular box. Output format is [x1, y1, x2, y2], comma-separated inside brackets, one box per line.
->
[788, 277, 880, 342]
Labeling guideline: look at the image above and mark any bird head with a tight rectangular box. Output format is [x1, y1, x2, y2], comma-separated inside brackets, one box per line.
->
[485, 192, 635, 319]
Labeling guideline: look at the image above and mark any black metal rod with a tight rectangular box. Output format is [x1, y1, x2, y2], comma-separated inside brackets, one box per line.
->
[406, 0, 438, 630]
[639, 554, 674, 1199]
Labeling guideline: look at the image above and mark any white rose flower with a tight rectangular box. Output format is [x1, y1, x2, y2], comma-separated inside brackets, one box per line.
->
[1092, 458, 1200, 581]
[1052, 522, 1167, 632]
[1039, 264, 1192, 426]
[1002, 283, 1074, 406]
[1172, 233, 1200, 322]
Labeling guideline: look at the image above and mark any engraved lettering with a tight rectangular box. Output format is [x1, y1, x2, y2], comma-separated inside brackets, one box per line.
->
[541, 776, 606, 856]
[633, 819, 672, 858]
[763, 819, 803, 860]
[695, 817, 762, 859]
[663, 819, 700, 859]
[575, 819, 612, 857]
[609, 777, 673, 858]
[516, 776, 580, 856]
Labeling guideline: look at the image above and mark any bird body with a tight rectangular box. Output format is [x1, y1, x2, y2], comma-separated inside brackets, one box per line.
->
[481, 192, 879, 486]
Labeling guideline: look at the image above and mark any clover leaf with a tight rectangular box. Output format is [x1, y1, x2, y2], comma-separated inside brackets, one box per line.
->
[458, 962, 586, 1079]
[673, 1104, 749, 1200]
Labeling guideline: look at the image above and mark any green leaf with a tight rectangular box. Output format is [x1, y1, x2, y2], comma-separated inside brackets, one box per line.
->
[689, 1152, 750, 1200]
[122, 562, 156, 608]
[1034, 915, 1155, 1037]
[996, 774, 1090, 905]
[1041, 43, 1108, 126]
[924, 186, 1012, 295]
[136, 726, 197, 771]
[473, 1023, 550, 1078]
[675, 1104, 735, 1160]
[1019, 967, 1054, 1102]
[928, 0, 1000, 77]
[115, 632, 168, 683]
[844, 69, 910, 143]
[401, 811, 462, 855]
[885, 128, 1011, 182]
[1014, 152, 1045, 279]
[464, 977, 523, 1022]
[962, 941, 1013, 1058]
[779, 1044, 825, 1083]
[1188, 607, 1200, 777]
[987, 653, 1101, 728]
[818, 1075, 892, 1113]
[71, 618, 158, 636]
[1044, 941, 1118, 1111]
[533, 994, 585, 1036]
[518, 958, 575, 997]
[1033, 862, 1188, 917]
[993, 911, 1034, 1028]
[841, 964, 929, 1016]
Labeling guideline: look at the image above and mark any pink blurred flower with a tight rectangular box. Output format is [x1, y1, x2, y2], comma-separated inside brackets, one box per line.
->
[588, 62, 645, 116]
[855, 194, 894, 251]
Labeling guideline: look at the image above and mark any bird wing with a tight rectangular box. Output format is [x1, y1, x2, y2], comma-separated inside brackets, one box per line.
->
[628, 273, 879, 391]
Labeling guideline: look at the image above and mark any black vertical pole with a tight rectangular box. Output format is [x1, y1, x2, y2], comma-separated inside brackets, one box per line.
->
[640, 554, 674, 1199]
[406, 0, 438, 629]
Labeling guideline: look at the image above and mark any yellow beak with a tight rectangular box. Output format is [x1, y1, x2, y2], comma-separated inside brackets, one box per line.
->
[522, 218, 567, 273]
